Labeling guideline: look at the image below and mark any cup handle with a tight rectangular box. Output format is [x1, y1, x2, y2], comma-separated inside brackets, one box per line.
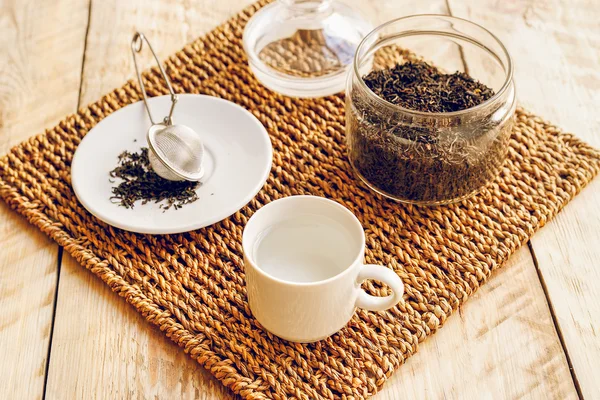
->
[356, 264, 404, 312]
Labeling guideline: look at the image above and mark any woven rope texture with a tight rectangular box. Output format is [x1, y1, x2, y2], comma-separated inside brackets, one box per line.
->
[1, 1, 599, 399]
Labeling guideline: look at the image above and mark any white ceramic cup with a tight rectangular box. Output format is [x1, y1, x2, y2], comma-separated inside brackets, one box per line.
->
[243, 195, 404, 343]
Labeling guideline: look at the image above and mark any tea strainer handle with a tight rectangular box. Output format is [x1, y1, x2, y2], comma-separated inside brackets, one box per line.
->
[131, 32, 178, 126]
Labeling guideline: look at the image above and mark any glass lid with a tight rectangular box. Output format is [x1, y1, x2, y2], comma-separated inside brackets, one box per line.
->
[243, 0, 373, 98]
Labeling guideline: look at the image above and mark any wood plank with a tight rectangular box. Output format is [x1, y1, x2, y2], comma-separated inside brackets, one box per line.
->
[447, 1, 600, 397]
[0, 1, 89, 399]
[44, 0, 577, 399]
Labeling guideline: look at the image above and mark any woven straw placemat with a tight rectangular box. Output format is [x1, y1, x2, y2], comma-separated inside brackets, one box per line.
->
[2, 2, 600, 399]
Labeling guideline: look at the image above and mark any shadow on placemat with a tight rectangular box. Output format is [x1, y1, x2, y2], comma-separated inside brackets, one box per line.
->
[1, 1, 599, 399]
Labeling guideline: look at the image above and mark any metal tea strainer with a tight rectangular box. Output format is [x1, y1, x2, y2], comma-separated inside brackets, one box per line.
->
[131, 32, 205, 182]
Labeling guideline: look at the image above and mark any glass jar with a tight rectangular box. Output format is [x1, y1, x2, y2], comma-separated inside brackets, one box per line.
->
[346, 15, 516, 205]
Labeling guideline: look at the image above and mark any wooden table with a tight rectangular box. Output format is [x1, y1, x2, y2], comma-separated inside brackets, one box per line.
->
[1, 0, 598, 398]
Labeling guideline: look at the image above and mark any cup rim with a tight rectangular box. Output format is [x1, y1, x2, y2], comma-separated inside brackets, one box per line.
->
[242, 195, 365, 287]
[353, 14, 514, 117]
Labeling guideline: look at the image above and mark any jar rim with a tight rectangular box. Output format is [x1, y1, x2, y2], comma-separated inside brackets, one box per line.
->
[353, 14, 514, 117]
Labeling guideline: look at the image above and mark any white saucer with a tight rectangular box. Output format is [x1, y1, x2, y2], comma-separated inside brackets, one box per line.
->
[71, 94, 272, 234]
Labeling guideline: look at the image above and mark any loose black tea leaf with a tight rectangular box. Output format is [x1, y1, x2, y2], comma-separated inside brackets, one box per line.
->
[362, 61, 495, 113]
[348, 60, 513, 204]
[109, 148, 200, 210]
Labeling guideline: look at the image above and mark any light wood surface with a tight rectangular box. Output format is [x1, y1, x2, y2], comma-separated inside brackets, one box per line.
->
[0, 1, 89, 398]
[0, 0, 598, 399]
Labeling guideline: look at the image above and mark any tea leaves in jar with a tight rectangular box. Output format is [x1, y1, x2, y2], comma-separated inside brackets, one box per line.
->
[347, 60, 513, 204]
[363, 61, 495, 112]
